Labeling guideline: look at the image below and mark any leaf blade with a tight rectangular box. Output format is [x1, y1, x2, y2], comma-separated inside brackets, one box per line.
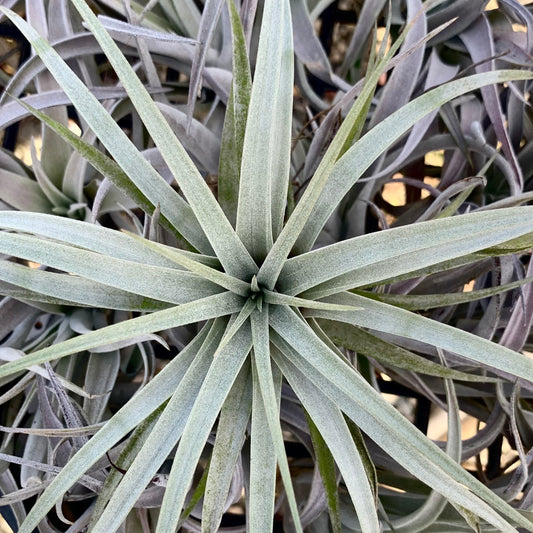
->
[154, 324, 252, 533]
[277, 208, 533, 298]
[258, 69, 533, 289]
[68, 0, 257, 278]
[269, 306, 533, 532]
[0, 292, 243, 378]
[273, 351, 380, 533]
[218, 0, 252, 226]
[0, 7, 210, 253]
[306, 291, 533, 383]
[235, 0, 294, 261]
[250, 308, 303, 532]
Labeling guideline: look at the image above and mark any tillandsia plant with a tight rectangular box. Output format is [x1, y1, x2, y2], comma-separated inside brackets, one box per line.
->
[1, 0, 533, 532]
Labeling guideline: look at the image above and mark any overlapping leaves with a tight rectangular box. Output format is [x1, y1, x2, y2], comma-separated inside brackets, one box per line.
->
[1, 1, 533, 532]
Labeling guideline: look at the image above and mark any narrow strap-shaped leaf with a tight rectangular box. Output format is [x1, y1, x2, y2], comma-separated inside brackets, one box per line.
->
[0, 292, 243, 379]
[277, 207, 533, 298]
[235, 0, 293, 261]
[127, 232, 250, 296]
[0, 424, 103, 438]
[89, 320, 226, 533]
[269, 306, 533, 532]
[68, 0, 257, 278]
[318, 320, 499, 383]
[0, 261, 170, 312]
[390, 349, 461, 532]
[250, 308, 303, 532]
[154, 324, 252, 533]
[202, 360, 252, 532]
[169, 0, 201, 36]
[0, 232, 222, 305]
[0, 211, 216, 269]
[263, 290, 362, 311]
[13, 322, 218, 533]
[272, 350, 380, 533]
[258, 69, 533, 290]
[354, 274, 533, 311]
[88, 402, 166, 530]
[248, 349, 278, 533]
[305, 291, 533, 383]
[218, 0, 252, 226]
[0, 7, 212, 254]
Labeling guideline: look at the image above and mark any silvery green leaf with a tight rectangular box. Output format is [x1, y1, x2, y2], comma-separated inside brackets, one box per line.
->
[251, 308, 303, 532]
[127, 232, 250, 296]
[11, 96, 199, 242]
[273, 352, 380, 533]
[305, 413, 342, 533]
[236, 0, 293, 261]
[88, 403, 164, 529]
[305, 291, 533, 383]
[278, 208, 533, 299]
[0, 7, 211, 253]
[0, 232, 222, 304]
[269, 306, 533, 532]
[218, 0, 251, 226]
[82, 350, 120, 424]
[0, 292, 243, 379]
[154, 323, 251, 533]
[68, 0, 257, 278]
[202, 360, 252, 532]
[29, 141, 71, 208]
[0, 211, 196, 268]
[248, 351, 278, 533]
[0, 347, 89, 398]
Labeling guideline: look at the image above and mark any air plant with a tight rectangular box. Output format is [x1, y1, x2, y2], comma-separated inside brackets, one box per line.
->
[0, 1, 533, 532]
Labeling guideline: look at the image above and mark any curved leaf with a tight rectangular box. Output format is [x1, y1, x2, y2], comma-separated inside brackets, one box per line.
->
[0, 291, 243, 378]
[258, 70, 533, 289]
[0, 7, 211, 254]
[277, 208, 533, 299]
[69, 0, 257, 278]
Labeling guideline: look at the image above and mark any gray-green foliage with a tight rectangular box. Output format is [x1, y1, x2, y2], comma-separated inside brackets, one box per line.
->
[1, 0, 533, 532]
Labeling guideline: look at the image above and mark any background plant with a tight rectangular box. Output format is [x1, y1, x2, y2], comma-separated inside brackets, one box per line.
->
[0, 0, 533, 532]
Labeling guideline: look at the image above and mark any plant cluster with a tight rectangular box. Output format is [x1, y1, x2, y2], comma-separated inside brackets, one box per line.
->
[0, 0, 533, 532]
